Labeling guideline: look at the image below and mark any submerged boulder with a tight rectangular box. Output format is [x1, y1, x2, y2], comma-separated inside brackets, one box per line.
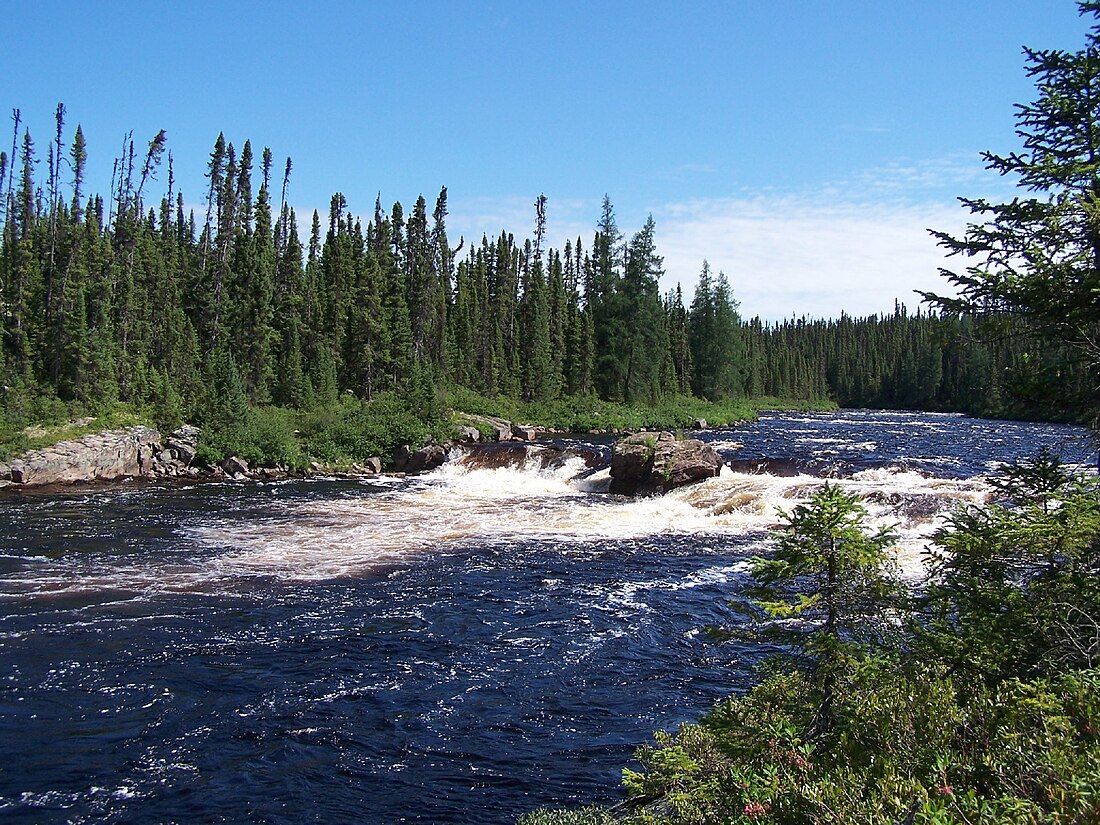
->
[609, 431, 723, 496]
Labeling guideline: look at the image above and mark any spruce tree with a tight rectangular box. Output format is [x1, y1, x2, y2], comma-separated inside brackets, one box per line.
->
[923, 1, 1100, 420]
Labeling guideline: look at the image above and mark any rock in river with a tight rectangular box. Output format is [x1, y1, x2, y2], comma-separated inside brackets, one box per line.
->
[609, 430, 723, 496]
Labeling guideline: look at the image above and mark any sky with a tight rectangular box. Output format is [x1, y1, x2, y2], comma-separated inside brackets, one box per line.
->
[0, 1, 1091, 320]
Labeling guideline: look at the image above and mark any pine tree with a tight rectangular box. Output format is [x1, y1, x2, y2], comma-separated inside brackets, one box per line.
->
[742, 484, 901, 733]
[519, 240, 553, 400]
[590, 195, 627, 399]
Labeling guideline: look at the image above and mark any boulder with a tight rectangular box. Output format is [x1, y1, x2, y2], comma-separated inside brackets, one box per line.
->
[391, 445, 411, 471]
[219, 455, 250, 477]
[392, 443, 449, 474]
[609, 430, 723, 496]
[694, 418, 707, 430]
[511, 424, 539, 441]
[166, 425, 200, 465]
[457, 426, 481, 443]
[364, 456, 383, 474]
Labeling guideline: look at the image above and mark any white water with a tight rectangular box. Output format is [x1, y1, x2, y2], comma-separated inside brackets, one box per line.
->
[195, 450, 989, 582]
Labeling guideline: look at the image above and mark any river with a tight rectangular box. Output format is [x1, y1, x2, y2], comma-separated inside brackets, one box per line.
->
[0, 410, 1092, 824]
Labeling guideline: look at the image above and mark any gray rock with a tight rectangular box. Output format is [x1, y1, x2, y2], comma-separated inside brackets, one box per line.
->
[402, 444, 449, 474]
[457, 415, 513, 442]
[609, 430, 723, 496]
[694, 418, 707, 430]
[3, 426, 164, 487]
[392, 445, 412, 472]
[511, 424, 539, 442]
[219, 455, 250, 476]
[364, 456, 383, 474]
[458, 426, 481, 443]
[166, 425, 199, 464]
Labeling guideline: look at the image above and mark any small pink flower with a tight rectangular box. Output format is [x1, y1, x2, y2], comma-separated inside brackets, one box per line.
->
[935, 783, 953, 797]
[743, 800, 770, 819]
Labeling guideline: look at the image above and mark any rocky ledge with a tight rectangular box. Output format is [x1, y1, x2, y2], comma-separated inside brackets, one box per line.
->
[0, 413, 549, 491]
[609, 431, 724, 496]
[0, 426, 203, 489]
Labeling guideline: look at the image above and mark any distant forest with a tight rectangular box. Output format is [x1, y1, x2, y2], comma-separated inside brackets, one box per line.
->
[0, 106, 1088, 426]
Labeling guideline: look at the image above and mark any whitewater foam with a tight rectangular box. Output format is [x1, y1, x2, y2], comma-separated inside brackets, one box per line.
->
[1, 444, 995, 590]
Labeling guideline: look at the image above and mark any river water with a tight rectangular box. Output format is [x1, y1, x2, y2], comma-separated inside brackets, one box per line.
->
[0, 410, 1091, 824]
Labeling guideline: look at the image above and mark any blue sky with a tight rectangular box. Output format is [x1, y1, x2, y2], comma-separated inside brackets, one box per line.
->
[0, 1, 1089, 319]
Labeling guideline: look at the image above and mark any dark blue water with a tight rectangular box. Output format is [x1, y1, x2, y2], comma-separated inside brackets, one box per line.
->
[0, 411, 1091, 823]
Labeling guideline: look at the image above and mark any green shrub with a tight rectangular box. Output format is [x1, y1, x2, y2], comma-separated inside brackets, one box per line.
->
[595, 663, 1100, 825]
[299, 393, 429, 466]
[0, 426, 29, 461]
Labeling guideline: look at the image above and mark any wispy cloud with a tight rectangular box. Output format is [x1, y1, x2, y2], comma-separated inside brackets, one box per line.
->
[853, 153, 1000, 197]
[654, 162, 720, 182]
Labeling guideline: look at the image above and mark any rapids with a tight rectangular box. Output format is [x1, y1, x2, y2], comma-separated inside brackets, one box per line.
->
[0, 410, 1092, 823]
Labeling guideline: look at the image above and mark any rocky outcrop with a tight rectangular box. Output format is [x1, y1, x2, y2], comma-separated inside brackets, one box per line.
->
[457, 426, 481, 443]
[455, 440, 607, 475]
[1, 426, 163, 487]
[164, 425, 199, 466]
[455, 414, 539, 443]
[0, 424, 225, 489]
[609, 431, 723, 496]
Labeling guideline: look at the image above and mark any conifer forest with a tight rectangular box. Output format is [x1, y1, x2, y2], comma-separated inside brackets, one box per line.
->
[0, 106, 1086, 438]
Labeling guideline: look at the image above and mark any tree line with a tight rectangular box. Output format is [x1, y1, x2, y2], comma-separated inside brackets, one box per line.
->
[0, 106, 1084, 431]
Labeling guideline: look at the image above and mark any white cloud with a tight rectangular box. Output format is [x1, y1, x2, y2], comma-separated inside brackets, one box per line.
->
[655, 195, 970, 320]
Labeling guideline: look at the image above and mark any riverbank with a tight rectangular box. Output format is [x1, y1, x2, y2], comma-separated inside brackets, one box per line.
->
[0, 392, 836, 490]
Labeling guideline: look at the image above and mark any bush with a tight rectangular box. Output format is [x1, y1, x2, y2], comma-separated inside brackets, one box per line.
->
[0, 426, 29, 461]
[598, 663, 1100, 825]
[195, 405, 304, 469]
[299, 393, 430, 466]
